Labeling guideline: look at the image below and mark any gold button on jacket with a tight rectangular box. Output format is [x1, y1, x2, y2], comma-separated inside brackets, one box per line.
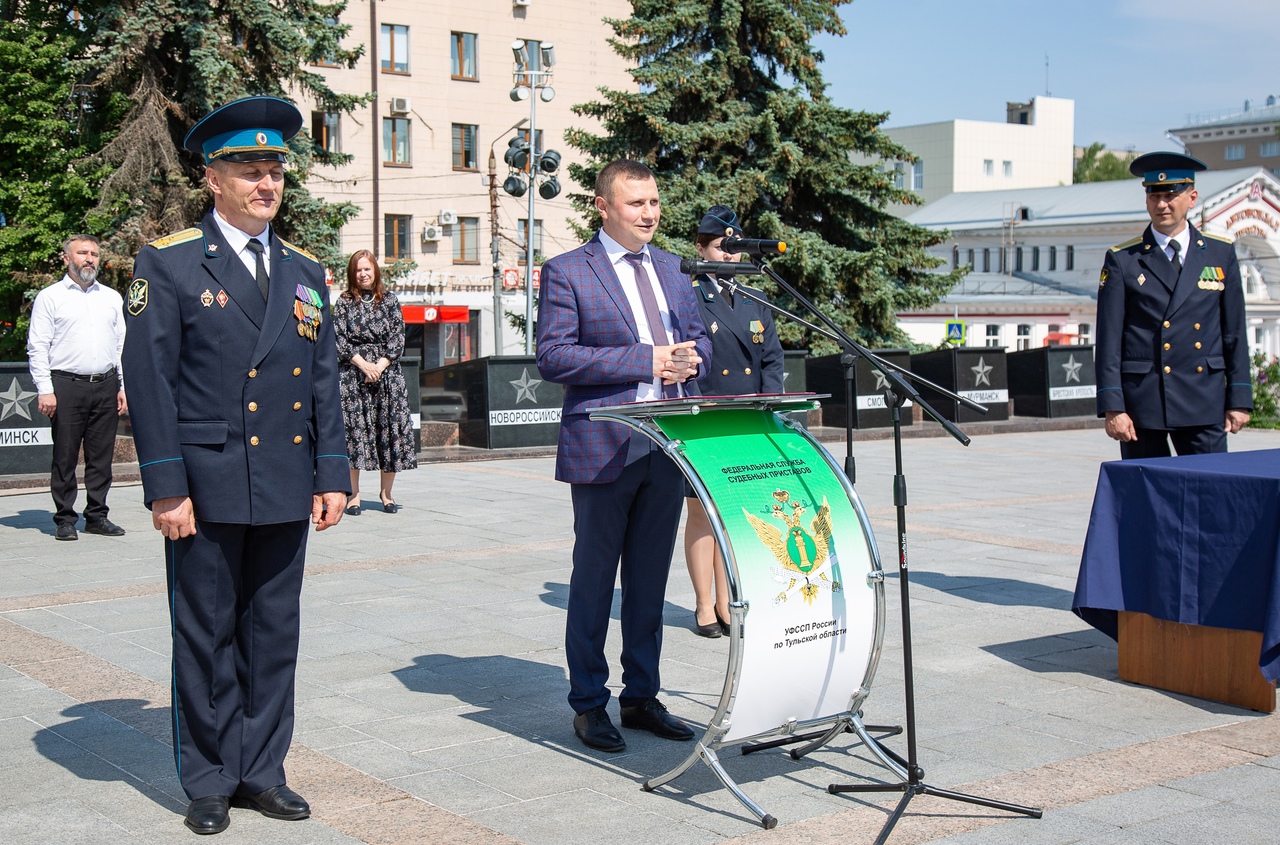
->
[248, 368, 258, 378]
[292, 367, 301, 376]
[250, 436, 260, 446]
[293, 401, 302, 411]
[1163, 366, 1171, 374]
[248, 402, 258, 412]
[293, 435, 303, 444]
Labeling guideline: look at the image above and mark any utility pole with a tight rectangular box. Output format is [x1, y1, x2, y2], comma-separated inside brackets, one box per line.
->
[489, 148, 503, 356]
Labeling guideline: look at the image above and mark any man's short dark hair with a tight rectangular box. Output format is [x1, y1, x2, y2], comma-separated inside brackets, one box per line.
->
[63, 234, 100, 254]
[595, 160, 656, 201]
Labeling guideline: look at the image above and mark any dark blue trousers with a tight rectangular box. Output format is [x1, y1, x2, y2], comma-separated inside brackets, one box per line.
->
[567, 451, 684, 713]
[166, 519, 308, 800]
[1121, 425, 1227, 459]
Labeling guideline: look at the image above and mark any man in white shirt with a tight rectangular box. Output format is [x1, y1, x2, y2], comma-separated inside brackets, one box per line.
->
[26, 234, 127, 540]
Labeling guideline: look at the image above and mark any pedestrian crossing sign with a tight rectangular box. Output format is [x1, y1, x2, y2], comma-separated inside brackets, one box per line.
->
[945, 320, 966, 344]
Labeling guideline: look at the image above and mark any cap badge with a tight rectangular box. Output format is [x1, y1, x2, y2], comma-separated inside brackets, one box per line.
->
[256, 132, 268, 146]
[1157, 172, 1166, 181]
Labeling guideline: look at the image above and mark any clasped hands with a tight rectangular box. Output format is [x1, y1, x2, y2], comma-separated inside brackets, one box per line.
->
[352, 354, 388, 384]
[653, 341, 701, 385]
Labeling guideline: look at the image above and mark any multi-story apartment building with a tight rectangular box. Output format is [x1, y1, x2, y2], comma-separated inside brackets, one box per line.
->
[1168, 97, 1280, 177]
[873, 96, 1076, 206]
[305, 0, 632, 365]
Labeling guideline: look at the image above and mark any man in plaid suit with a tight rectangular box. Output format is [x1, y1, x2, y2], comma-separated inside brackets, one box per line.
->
[536, 160, 712, 752]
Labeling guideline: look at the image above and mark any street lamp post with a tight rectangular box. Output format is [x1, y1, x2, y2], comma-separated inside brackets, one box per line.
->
[507, 40, 560, 355]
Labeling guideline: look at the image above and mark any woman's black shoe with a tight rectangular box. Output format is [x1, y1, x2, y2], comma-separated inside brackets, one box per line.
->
[715, 609, 731, 635]
[694, 613, 722, 638]
[344, 504, 361, 516]
[382, 501, 400, 513]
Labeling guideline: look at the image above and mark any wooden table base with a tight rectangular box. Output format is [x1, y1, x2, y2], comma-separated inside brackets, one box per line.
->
[1118, 611, 1276, 713]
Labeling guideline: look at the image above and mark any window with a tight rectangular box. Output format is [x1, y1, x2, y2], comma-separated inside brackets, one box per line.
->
[312, 111, 340, 154]
[1225, 143, 1245, 161]
[985, 325, 1001, 348]
[382, 117, 410, 165]
[523, 39, 544, 71]
[912, 160, 924, 191]
[967, 248, 975, 269]
[381, 24, 409, 73]
[1048, 245, 1057, 271]
[890, 162, 904, 189]
[519, 219, 543, 264]
[1015, 246, 1023, 272]
[1031, 246, 1040, 272]
[1261, 141, 1280, 158]
[952, 246, 959, 270]
[1003, 160, 1013, 178]
[999, 247, 1007, 273]
[385, 215, 412, 260]
[1016, 324, 1031, 351]
[310, 17, 341, 66]
[1066, 245, 1074, 271]
[452, 123, 478, 171]
[982, 248, 991, 272]
[453, 217, 480, 264]
[1078, 322, 1091, 345]
[451, 32, 478, 79]
[983, 159, 994, 177]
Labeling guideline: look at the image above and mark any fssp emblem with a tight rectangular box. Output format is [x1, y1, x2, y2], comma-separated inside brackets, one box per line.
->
[127, 278, 148, 316]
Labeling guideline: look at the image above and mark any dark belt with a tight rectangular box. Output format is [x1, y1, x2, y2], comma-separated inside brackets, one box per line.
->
[51, 368, 117, 383]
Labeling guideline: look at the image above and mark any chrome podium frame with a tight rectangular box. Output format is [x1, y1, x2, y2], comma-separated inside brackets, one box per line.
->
[590, 394, 887, 828]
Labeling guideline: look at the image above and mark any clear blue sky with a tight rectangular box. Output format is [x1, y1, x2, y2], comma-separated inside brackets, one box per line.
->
[814, 0, 1275, 154]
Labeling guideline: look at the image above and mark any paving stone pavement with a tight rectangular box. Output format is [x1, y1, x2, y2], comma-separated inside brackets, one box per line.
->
[3, 426, 1280, 844]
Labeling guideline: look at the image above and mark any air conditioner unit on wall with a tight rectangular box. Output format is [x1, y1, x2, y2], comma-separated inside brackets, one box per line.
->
[439, 210, 459, 226]
[513, 0, 530, 6]
[390, 97, 411, 115]
[421, 224, 442, 243]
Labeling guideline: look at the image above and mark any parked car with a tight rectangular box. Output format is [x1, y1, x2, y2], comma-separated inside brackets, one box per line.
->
[421, 391, 466, 421]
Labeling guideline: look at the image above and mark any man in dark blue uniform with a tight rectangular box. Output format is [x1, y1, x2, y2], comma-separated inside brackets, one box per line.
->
[1095, 151, 1252, 458]
[122, 97, 350, 835]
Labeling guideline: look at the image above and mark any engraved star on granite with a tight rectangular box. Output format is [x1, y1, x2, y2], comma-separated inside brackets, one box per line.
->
[509, 368, 543, 404]
[1062, 354, 1083, 384]
[0, 377, 37, 421]
[971, 357, 993, 387]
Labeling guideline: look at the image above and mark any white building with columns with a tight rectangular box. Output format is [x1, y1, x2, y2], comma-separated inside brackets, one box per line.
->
[897, 168, 1280, 358]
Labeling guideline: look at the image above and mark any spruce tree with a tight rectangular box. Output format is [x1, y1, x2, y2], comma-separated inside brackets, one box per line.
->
[567, 0, 961, 351]
[77, 0, 369, 283]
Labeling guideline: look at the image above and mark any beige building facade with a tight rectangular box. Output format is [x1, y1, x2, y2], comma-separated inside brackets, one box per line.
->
[879, 96, 1076, 206]
[305, 0, 632, 364]
[1169, 98, 1280, 177]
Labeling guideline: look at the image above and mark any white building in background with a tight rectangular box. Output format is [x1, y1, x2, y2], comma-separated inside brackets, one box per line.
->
[878, 96, 1075, 206]
[303, 0, 632, 367]
[897, 168, 1280, 357]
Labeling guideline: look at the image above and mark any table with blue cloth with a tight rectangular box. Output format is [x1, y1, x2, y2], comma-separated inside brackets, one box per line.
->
[1073, 449, 1280, 709]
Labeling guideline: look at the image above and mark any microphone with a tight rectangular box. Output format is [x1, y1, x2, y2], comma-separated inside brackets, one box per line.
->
[721, 236, 786, 256]
[679, 259, 765, 276]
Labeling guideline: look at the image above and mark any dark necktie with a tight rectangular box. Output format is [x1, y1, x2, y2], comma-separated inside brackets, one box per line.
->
[719, 277, 735, 309]
[1168, 238, 1182, 276]
[621, 251, 678, 398]
[245, 238, 269, 301]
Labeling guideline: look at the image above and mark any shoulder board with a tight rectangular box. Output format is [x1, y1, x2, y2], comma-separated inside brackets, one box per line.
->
[279, 238, 320, 263]
[1109, 235, 1143, 253]
[1203, 232, 1233, 244]
[148, 228, 202, 250]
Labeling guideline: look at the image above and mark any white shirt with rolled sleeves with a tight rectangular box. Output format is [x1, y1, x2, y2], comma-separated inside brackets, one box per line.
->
[26, 275, 126, 394]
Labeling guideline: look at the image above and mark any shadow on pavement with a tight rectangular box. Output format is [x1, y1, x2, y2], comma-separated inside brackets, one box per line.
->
[0, 508, 56, 536]
[903, 571, 1075, 610]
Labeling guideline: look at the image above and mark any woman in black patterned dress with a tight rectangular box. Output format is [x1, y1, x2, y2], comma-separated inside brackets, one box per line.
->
[333, 250, 417, 514]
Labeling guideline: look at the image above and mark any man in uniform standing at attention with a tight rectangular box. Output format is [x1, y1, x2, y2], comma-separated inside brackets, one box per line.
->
[536, 160, 711, 753]
[122, 97, 349, 835]
[27, 234, 128, 540]
[1095, 151, 1252, 458]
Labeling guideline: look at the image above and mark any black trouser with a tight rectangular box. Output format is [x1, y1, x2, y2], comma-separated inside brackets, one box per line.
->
[50, 370, 118, 526]
[1120, 424, 1227, 459]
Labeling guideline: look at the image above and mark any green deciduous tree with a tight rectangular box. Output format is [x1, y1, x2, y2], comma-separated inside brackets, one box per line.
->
[566, 0, 961, 351]
[1073, 142, 1137, 184]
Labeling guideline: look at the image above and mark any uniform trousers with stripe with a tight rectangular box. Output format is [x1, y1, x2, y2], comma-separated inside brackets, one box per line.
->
[166, 519, 308, 800]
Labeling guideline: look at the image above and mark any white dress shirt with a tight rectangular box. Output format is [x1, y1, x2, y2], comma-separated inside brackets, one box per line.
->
[1151, 225, 1191, 265]
[597, 229, 680, 401]
[212, 211, 271, 281]
[27, 275, 126, 394]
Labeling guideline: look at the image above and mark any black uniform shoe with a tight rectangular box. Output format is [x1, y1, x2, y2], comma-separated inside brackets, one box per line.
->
[620, 698, 695, 741]
[573, 705, 626, 752]
[54, 524, 78, 541]
[693, 613, 722, 638]
[184, 795, 230, 835]
[232, 784, 311, 820]
[84, 519, 125, 536]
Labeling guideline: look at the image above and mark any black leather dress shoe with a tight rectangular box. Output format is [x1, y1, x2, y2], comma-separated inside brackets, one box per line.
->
[715, 609, 731, 636]
[185, 795, 230, 835]
[84, 519, 125, 536]
[232, 784, 310, 820]
[693, 613, 722, 638]
[573, 705, 626, 752]
[344, 504, 361, 516]
[382, 500, 400, 513]
[54, 524, 78, 541]
[620, 698, 695, 741]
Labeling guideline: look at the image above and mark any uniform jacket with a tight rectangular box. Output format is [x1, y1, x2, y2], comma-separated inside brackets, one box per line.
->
[1095, 223, 1252, 429]
[122, 213, 350, 524]
[536, 234, 712, 484]
[692, 274, 785, 395]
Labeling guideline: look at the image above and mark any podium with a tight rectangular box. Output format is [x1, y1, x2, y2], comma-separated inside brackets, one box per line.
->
[590, 394, 886, 827]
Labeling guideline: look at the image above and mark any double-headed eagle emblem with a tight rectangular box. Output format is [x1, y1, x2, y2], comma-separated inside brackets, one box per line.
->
[743, 490, 842, 605]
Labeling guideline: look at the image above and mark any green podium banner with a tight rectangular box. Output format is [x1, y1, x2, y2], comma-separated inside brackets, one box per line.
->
[657, 407, 882, 744]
